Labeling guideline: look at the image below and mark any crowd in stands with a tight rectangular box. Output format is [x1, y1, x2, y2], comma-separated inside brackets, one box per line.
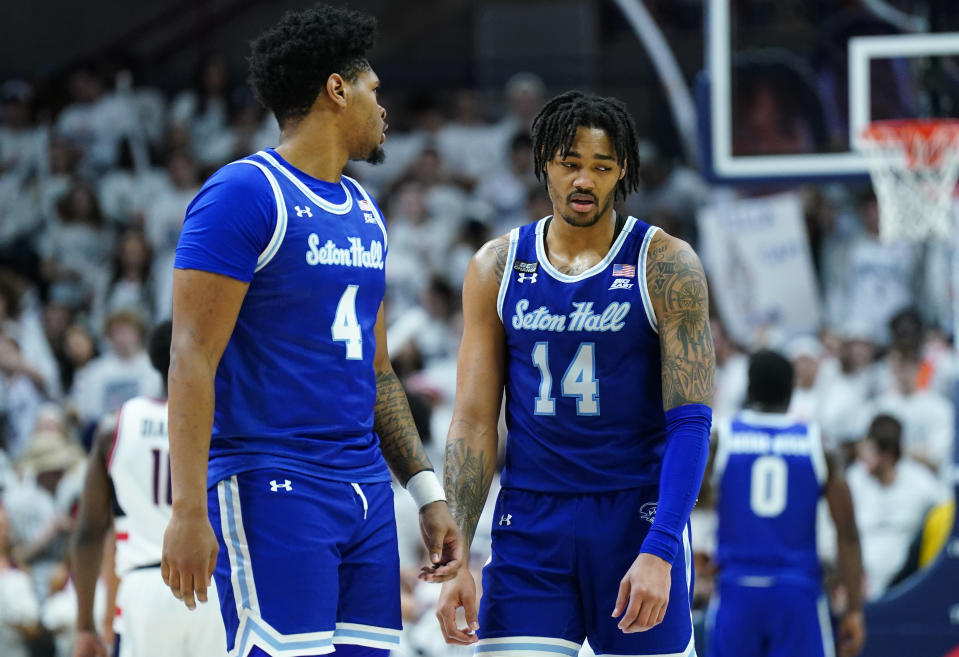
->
[0, 56, 954, 657]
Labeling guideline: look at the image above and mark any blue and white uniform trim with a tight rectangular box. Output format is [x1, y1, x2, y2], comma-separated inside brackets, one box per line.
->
[332, 622, 402, 650]
[534, 215, 637, 283]
[256, 150, 353, 215]
[343, 174, 388, 249]
[218, 477, 260, 616]
[475, 636, 582, 657]
[817, 596, 836, 657]
[231, 159, 288, 273]
[217, 477, 398, 657]
[637, 225, 660, 333]
[592, 633, 696, 657]
[496, 228, 520, 321]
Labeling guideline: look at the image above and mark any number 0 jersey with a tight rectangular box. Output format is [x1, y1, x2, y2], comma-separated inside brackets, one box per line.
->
[175, 149, 391, 487]
[713, 410, 827, 588]
[498, 215, 664, 493]
[108, 396, 171, 578]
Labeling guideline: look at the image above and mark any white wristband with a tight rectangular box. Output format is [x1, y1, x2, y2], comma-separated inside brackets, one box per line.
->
[406, 470, 446, 509]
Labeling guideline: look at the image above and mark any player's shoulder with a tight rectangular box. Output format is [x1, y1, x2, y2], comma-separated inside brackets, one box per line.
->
[201, 156, 275, 194]
[645, 227, 698, 266]
[470, 232, 514, 288]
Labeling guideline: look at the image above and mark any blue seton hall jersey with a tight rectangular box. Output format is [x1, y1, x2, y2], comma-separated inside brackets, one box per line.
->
[713, 410, 828, 588]
[498, 215, 664, 493]
[175, 149, 391, 487]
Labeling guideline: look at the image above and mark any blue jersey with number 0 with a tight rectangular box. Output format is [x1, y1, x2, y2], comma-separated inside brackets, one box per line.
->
[175, 149, 391, 487]
[497, 216, 664, 493]
[713, 410, 827, 587]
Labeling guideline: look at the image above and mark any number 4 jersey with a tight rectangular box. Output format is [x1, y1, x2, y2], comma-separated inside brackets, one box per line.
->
[175, 149, 391, 487]
[498, 215, 665, 493]
[712, 410, 828, 587]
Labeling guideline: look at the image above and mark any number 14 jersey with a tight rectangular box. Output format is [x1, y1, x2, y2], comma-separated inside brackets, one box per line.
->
[498, 215, 664, 493]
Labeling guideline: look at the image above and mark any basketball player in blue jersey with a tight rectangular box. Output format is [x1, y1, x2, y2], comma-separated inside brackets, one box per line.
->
[436, 91, 715, 657]
[160, 6, 462, 657]
[708, 351, 864, 657]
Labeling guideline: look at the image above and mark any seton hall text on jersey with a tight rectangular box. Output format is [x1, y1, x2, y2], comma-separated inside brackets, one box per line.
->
[305, 234, 384, 269]
[727, 431, 814, 456]
[510, 299, 631, 333]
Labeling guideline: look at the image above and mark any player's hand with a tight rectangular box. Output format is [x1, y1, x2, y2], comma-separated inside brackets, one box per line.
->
[612, 552, 671, 633]
[418, 500, 464, 583]
[72, 629, 107, 657]
[837, 609, 865, 657]
[161, 505, 218, 610]
[436, 566, 480, 644]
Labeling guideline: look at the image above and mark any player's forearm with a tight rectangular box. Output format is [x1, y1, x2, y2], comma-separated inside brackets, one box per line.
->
[373, 369, 433, 486]
[167, 346, 215, 513]
[837, 528, 864, 611]
[70, 522, 109, 631]
[444, 419, 497, 549]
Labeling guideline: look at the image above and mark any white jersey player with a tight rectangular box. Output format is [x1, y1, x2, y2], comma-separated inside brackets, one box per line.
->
[71, 321, 226, 657]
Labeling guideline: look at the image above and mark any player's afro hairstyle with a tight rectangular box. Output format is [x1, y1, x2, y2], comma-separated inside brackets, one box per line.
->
[746, 350, 794, 410]
[531, 91, 641, 201]
[248, 4, 377, 126]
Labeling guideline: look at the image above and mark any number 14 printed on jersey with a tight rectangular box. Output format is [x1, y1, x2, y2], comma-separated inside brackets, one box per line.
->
[532, 342, 599, 416]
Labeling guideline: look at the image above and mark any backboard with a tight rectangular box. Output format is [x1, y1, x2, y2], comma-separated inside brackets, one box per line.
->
[698, 0, 959, 183]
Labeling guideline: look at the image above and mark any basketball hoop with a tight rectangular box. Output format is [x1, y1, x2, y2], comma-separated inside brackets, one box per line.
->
[857, 119, 959, 242]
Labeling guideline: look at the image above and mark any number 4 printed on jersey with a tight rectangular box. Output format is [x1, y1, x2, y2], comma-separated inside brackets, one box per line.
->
[332, 285, 363, 359]
[532, 342, 599, 416]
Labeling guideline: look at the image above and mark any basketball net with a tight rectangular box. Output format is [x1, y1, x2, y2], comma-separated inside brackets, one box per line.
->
[858, 119, 959, 243]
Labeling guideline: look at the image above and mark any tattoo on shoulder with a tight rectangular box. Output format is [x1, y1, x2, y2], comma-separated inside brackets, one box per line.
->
[489, 236, 512, 287]
[646, 237, 715, 409]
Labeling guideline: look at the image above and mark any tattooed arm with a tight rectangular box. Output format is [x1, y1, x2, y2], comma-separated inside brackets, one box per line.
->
[443, 235, 509, 547]
[646, 232, 715, 409]
[611, 232, 716, 634]
[372, 301, 433, 485]
[436, 235, 508, 644]
[373, 301, 462, 583]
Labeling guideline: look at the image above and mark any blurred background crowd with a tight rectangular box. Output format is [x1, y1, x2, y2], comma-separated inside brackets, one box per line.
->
[0, 3, 957, 655]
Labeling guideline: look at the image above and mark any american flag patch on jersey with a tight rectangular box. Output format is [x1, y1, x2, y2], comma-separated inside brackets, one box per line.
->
[612, 264, 636, 278]
[358, 199, 373, 212]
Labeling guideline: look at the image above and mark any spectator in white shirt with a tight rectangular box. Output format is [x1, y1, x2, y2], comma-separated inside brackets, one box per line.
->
[785, 333, 829, 424]
[818, 322, 882, 447]
[711, 316, 748, 420]
[69, 311, 161, 438]
[475, 132, 538, 235]
[847, 414, 946, 599]
[871, 349, 955, 475]
[826, 191, 919, 344]
[0, 505, 41, 657]
[0, 333, 43, 459]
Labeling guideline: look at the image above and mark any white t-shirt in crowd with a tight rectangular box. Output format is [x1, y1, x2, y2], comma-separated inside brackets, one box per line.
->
[0, 567, 40, 657]
[846, 459, 947, 599]
[70, 351, 162, 427]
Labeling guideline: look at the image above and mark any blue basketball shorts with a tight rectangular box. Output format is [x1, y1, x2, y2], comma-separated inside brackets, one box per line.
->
[207, 470, 401, 657]
[706, 579, 834, 657]
[476, 486, 696, 657]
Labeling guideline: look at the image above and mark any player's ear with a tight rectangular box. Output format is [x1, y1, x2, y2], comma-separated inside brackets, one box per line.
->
[325, 73, 348, 108]
[619, 158, 627, 180]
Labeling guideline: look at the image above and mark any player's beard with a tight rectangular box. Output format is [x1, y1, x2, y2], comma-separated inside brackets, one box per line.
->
[365, 146, 386, 165]
[558, 189, 615, 228]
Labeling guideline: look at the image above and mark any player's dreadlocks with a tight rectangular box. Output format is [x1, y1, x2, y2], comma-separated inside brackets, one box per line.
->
[249, 4, 377, 127]
[531, 91, 642, 200]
